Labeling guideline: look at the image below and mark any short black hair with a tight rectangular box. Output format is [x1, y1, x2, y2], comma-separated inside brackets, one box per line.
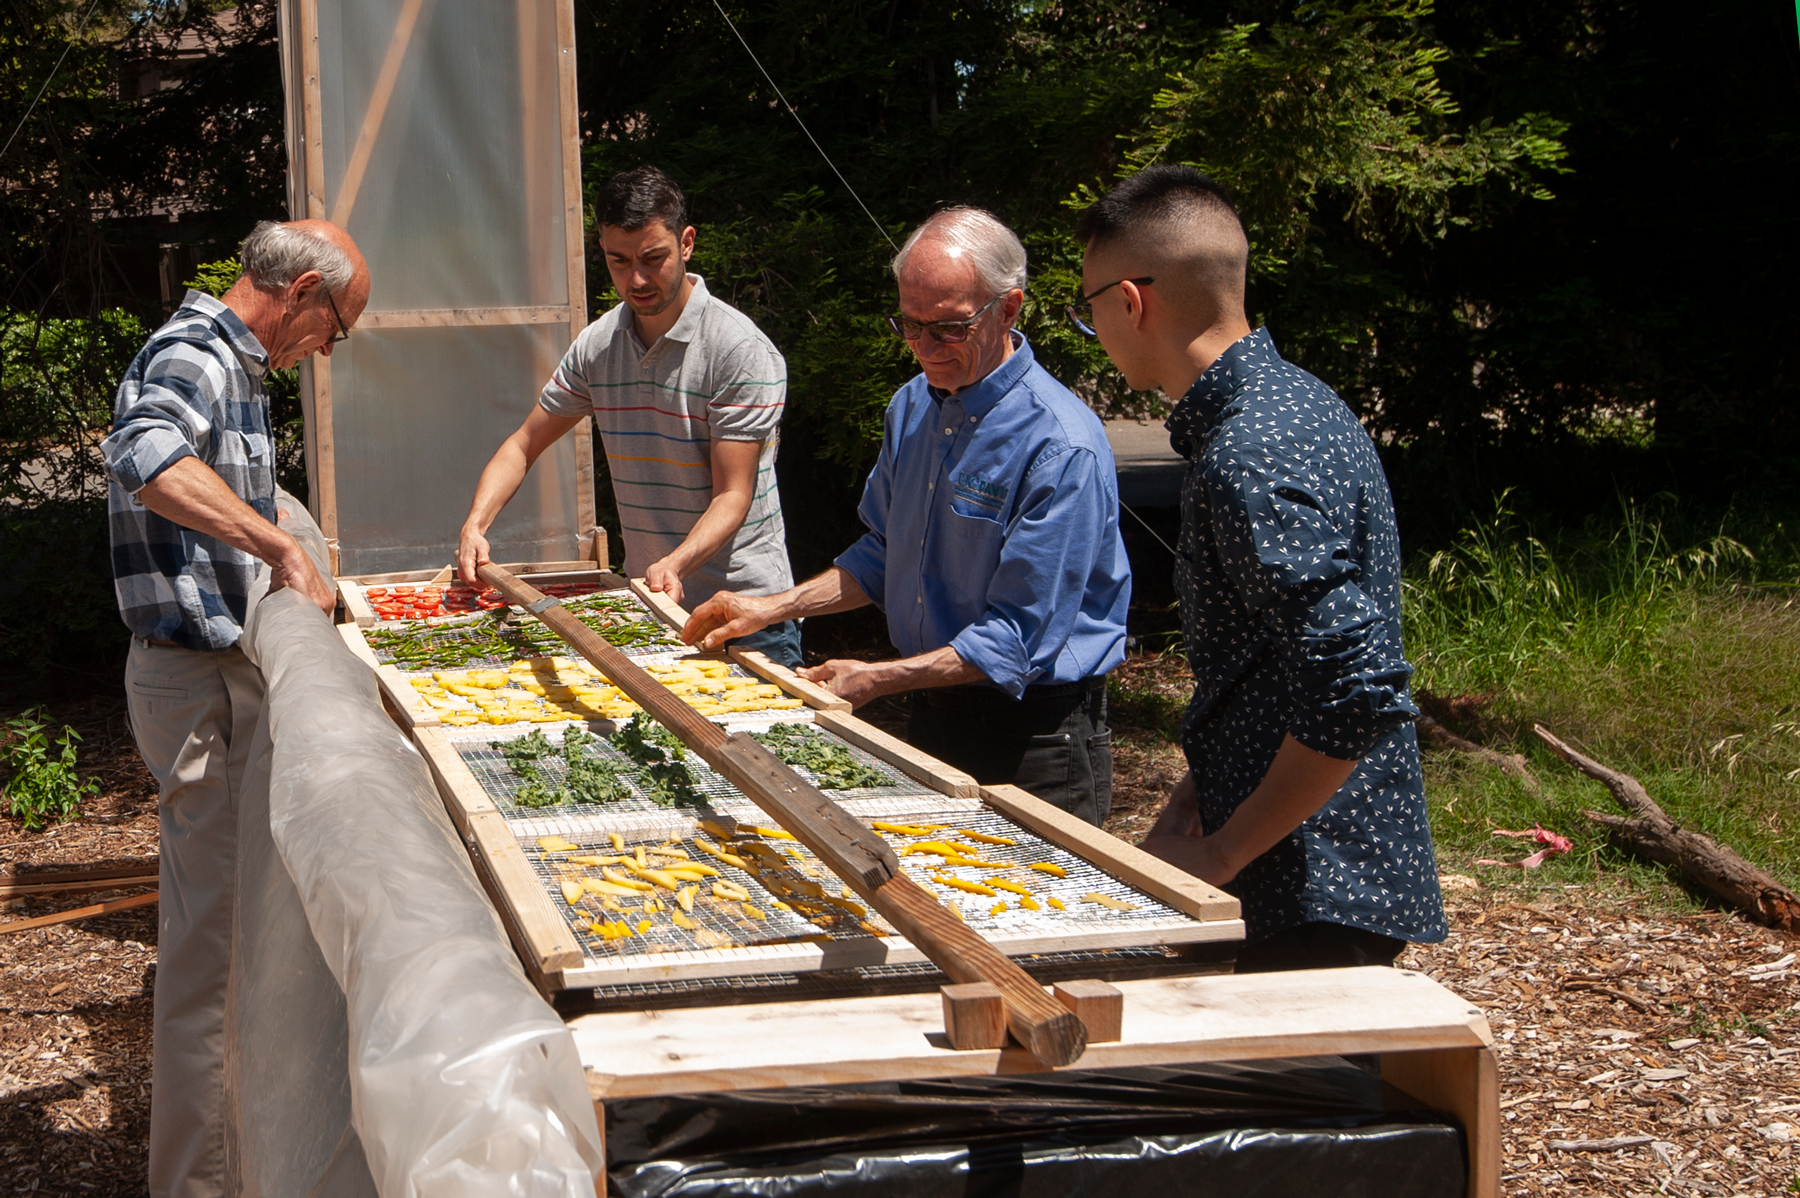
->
[1073, 165, 1241, 247]
[598, 165, 688, 232]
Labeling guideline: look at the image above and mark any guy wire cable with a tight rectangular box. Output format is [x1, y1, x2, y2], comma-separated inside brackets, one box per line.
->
[710, 0, 898, 253]
[710, 1, 1182, 562]
[0, 0, 107, 167]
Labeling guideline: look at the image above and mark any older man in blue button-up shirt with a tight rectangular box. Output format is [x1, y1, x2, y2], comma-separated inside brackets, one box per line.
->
[686, 207, 1131, 823]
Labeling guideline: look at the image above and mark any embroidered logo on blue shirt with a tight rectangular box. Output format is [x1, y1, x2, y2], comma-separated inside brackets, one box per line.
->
[950, 471, 1009, 517]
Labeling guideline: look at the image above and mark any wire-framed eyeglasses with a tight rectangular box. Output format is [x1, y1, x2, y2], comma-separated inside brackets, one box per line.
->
[321, 285, 351, 345]
[1066, 276, 1155, 337]
[887, 292, 1007, 344]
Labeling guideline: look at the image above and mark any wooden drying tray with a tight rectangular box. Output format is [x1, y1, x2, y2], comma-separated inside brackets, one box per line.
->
[337, 573, 1241, 994]
[572, 965, 1500, 1198]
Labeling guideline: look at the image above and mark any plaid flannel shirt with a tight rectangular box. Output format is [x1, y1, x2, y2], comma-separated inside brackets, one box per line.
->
[101, 291, 276, 651]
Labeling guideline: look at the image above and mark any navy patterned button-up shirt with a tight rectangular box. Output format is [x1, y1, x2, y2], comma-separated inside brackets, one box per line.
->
[1168, 328, 1445, 946]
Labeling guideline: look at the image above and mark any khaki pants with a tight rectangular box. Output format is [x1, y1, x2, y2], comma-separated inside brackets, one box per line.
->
[126, 639, 266, 1198]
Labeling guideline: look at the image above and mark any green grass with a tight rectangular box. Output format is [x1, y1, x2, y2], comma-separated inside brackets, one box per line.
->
[1405, 498, 1800, 910]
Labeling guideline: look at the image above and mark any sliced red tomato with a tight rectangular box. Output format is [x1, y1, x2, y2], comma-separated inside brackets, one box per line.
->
[366, 587, 389, 598]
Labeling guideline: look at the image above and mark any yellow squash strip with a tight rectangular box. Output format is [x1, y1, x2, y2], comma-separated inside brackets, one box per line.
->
[932, 875, 998, 898]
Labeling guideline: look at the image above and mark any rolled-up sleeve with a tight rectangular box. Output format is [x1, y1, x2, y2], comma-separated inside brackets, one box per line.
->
[101, 352, 217, 493]
[1204, 450, 1416, 758]
[950, 447, 1110, 698]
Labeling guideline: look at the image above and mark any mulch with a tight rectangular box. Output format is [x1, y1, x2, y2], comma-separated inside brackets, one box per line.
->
[2, 674, 1797, 1195]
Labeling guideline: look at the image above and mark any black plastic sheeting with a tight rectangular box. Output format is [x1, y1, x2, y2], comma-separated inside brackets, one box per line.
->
[606, 1057, 1465, 1198]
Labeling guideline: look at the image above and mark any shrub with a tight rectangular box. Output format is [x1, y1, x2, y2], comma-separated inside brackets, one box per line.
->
[2, 708, 98, 830]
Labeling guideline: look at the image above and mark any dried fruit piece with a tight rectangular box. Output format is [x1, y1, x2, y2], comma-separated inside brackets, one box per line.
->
[990, 901, 1008, 916]
[536, 835, 578, 853]
[607, 832, 625, 852]
[671, 911, 698, 930]
[740, 903, 766, 921]
[1081, 892, 1138, 912]
[957, 829, 1017, 846]
[676, 885, 697, 913]
[741, 824, 796, 841]
[559, 879, 584, 905]
[871, 821, 949, 836]
[932, 875, 997, 898]
[712, 880, 751, 902]
[1047, 896, 1066, 912]
[988, 878, 1034, 897]
[1028, 862, 1068, 878]
[1019, 896, 1041, 911]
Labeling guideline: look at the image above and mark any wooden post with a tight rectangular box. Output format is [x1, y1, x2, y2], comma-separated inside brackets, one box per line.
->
[477, 562, 1087, 1067]
[1382, 1044, 1500, 1198]
[1053, 980, 1123, 1043]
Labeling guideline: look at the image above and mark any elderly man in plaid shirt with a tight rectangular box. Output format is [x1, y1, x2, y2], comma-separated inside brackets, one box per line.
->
[100, 218, 368, 1198]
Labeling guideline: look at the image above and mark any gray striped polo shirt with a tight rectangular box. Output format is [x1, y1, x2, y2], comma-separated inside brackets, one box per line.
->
[540, 275, 793, 606]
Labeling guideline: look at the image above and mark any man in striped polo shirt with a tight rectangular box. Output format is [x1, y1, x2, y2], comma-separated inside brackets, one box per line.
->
[458, 166, 799, 665]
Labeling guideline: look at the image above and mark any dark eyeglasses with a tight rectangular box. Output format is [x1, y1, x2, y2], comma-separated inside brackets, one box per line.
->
[1066, 276, 1155, 337]
[321, 285, 350, 344]
[888, 293, 1006, 344]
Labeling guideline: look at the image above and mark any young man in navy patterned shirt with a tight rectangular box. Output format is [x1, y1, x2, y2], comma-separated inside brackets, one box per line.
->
[1071, 166, 1447, 971]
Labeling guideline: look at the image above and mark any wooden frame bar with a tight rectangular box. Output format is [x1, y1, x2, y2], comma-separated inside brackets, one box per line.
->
[354, 306, 573, 328]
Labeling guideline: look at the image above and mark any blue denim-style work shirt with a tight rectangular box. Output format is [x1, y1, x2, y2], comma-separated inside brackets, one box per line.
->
[836, 333, 1131, 697]
[1169, 328, 1446, 945]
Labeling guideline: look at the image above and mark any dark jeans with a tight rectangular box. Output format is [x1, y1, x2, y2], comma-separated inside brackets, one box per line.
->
[727, 619, 803, 669]
[906, 680, 1112, 826]
[1234, 921, 1408, 974]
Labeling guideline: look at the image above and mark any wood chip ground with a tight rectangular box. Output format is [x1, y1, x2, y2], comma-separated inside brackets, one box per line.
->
[4, 690, 1799, 1195]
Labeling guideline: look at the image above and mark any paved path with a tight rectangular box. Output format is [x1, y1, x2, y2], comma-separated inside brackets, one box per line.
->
[1106, 417, 1184, 509]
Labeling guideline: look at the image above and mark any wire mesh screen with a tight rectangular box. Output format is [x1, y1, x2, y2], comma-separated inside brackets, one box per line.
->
[458, 720, 941, 818]
[520, 796, 1191, 966]
[362, 589, 684, 669]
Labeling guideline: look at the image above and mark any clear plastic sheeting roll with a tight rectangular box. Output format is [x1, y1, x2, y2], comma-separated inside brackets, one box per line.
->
[226, 498, 603, 1197]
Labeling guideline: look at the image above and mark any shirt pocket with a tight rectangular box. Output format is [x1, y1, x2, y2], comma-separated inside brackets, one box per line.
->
[948, 472, 1009, 525]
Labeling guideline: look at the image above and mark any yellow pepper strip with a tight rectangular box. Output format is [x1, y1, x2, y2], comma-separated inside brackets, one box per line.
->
[694, 839, 750, 870]
[581, 877, 643, 898]
[626, 863, 681, 891]
[1028, 862, 1068, 878]
[932, 875, 997, 898]
[559, 879, 584, 905]
[957, 829, 1017, 846]
[671, 910, 698, 930]
[740, 903, 766, 921]
[712, 880, 751, 902]
[990, 901, 1008, 916]
[600, 866, 653, 892]
[870, 821, 948, 837]
[988, 878, 1034, 897]
[536, 835, 578, 853]
[1019, 895, 1041, 911]
[676, 885, 697, 913]
[741, 824, 796, 841]
[1081, 891, 1139, 911]
[1047, 896, 1066, 911]
[608, 832, 625, 852]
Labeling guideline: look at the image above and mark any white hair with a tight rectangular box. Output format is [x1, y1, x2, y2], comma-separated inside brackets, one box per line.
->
[892, 207, 1027, 296]
[239, 221, 354, 292]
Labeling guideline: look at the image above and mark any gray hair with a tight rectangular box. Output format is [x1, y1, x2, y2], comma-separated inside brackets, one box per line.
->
[892, 207, 1028, 296]
[239, 220, 354, 293]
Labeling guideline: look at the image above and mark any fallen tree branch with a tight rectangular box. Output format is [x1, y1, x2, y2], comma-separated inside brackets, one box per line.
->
[1533, 724, 1800, 932]
[1416, 714, 1541, 791]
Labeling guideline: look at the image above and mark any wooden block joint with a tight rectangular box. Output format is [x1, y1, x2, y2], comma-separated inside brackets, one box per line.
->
[941, 982, 1008, 1050]
[1053, 979, 1123, 1043]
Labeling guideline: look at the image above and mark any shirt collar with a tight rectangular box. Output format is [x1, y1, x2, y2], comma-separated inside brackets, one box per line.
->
[659, 274, 710, 345]
[179, 289, 271, 373]
[928, 329, 1034, 418]
[1165, 326, 1280, 460]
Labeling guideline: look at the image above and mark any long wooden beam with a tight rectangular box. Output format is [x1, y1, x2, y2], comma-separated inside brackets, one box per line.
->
[477, 563, 1087, 1067]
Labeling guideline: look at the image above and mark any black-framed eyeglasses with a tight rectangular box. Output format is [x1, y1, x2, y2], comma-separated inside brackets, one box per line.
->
[887, 292, 1007, 344]
[321, 284, 350, 344]
[1066, 276, 1155, 337]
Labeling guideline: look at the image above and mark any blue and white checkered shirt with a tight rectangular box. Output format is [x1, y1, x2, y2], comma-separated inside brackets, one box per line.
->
[101, 291, 277, 651]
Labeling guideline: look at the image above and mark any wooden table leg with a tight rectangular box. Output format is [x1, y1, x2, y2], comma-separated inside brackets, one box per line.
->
[1381, 1044, 1499, 1198]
